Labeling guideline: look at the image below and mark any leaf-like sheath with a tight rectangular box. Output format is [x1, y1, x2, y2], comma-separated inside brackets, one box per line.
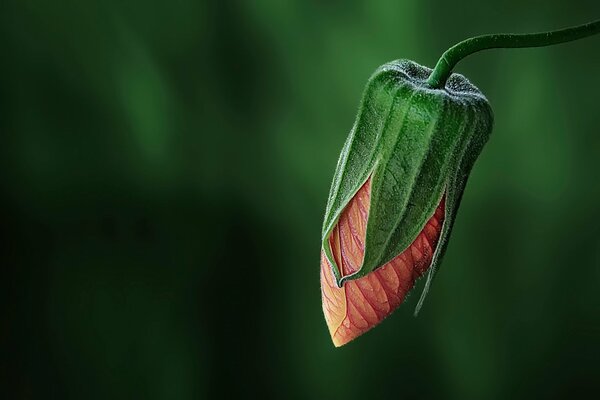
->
[321, 60, 493, 311]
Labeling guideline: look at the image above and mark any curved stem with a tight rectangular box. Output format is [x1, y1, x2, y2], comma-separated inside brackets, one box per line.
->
[427, 19, 600, 89]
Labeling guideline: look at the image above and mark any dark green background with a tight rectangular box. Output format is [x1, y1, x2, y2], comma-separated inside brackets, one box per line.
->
[2, 1, 599, 399]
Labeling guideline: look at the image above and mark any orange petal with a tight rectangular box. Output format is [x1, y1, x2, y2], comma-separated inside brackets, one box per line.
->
[321, 178, 445, 346]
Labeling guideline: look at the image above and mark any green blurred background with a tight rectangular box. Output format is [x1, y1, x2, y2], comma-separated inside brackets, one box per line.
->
[1, 1, 599, 398]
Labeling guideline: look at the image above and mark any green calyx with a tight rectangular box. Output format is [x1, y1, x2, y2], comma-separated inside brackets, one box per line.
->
[321, 60, 493, 310]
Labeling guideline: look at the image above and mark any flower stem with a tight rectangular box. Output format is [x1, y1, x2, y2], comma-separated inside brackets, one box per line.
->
[426, 19, 600, 89]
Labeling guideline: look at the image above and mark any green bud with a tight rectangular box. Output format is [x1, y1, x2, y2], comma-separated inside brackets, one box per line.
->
[321, 59, 493, 311]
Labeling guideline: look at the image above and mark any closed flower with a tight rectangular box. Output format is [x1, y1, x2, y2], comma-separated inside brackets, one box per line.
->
[320, 60, 493, 346]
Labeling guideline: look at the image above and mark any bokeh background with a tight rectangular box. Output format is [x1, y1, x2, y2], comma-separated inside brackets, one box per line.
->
[2, 1, 599, 398]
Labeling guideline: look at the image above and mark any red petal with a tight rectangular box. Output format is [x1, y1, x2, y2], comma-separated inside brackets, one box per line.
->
[321, 178, 445, 346]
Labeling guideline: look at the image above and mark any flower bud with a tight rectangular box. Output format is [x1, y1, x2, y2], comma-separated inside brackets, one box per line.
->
[320, 60, 493, 346]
